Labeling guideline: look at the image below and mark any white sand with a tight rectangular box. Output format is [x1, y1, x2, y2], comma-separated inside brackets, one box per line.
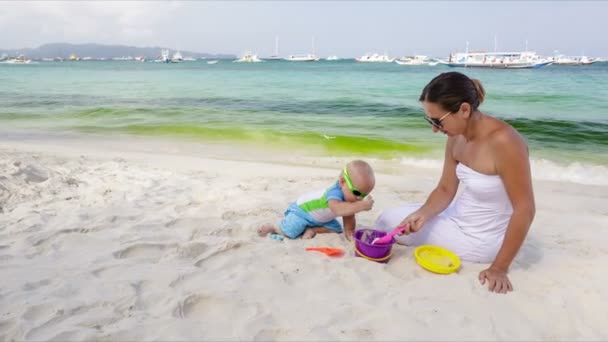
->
[1, 132, 607, 341]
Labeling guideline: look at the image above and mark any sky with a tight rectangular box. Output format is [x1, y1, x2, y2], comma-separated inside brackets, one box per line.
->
[0, 1, 607, 58]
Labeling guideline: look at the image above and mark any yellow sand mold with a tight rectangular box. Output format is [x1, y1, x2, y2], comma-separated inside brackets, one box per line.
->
[414, 245, 461, 274]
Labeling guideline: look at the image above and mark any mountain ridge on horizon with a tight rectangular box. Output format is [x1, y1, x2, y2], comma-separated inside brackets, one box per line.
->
[0, 42, 235, 59]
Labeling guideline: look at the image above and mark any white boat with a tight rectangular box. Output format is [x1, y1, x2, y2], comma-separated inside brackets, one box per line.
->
[356, 53, 394, 63]
[234, 52, 263, 63]
[326, 55, 340, 61]
[285, 54, 319, 62]
[552, 55, 596, 65]
[442, 51, 552, 69]
[285, 37, 320, 62]
[1, 55, 32, 64]
[183, 56, 196, 61]
[171, 51, 183, 62]
[394, 55, 435, 66]
[207, 60, 219, 64]
[154, 49, 171, 63]
[267, 35, 282, 60]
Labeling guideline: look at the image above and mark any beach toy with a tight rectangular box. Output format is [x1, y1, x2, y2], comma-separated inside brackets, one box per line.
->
[414, 245, 461, 274]
[269, 233, 284, 241]
[371, 225, 407, 245]
[305, 247, 344, 257]
[353, 229, 395, 263]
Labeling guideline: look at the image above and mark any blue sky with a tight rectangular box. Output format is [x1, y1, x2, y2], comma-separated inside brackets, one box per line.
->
[1, 1, 606, 58]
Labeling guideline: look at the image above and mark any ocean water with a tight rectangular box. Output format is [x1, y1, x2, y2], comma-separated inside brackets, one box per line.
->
[1, 60, 607, 184]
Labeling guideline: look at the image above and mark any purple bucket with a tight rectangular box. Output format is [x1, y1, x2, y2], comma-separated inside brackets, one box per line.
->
[353, 229, 395, 263]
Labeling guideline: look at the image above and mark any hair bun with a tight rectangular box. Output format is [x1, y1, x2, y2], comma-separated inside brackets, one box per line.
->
[471, 79, 486, 105]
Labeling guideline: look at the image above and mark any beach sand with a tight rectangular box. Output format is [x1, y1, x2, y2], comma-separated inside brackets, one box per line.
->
[1, 132, 607, 341]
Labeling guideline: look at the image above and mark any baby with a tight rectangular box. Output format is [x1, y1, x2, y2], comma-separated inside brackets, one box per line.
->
[258, 160, 375, 240]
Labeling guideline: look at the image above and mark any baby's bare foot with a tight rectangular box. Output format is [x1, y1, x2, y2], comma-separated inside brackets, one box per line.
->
[302, 228, 316, 239]
[257, 223, 276, 237]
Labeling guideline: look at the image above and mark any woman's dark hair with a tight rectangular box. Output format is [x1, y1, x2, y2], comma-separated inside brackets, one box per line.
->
[418, 72, 485, 112]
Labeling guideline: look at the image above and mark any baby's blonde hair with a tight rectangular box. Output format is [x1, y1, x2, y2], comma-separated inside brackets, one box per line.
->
[347, 160, 375, 189]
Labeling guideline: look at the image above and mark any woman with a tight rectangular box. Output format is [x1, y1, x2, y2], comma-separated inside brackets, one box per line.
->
[376, 72, 535, 293]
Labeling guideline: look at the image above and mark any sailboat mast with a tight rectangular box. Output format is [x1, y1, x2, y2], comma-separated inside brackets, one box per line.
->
[275, 35, 279, 56]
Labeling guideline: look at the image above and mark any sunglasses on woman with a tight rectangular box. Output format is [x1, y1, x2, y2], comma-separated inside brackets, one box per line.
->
[343, 167, 367, 198]
[423, 111, 452, 129]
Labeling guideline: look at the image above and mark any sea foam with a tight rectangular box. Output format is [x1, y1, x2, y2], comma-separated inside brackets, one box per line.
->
[399, 157, 608, 186]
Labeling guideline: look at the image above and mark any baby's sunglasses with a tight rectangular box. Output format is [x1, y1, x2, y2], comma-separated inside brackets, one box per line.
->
[343, 167, 368, 198]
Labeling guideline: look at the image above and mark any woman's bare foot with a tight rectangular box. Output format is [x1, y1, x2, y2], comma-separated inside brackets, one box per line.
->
[302, 228, 316, 239]
[258, 223, 277, 237]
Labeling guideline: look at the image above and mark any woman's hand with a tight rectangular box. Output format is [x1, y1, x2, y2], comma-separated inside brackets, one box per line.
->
[479, 266, 513, 293]
[397, 210, 428, 234]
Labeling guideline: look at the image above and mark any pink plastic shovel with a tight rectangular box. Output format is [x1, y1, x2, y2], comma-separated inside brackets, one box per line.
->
[371, 226, 407, 245]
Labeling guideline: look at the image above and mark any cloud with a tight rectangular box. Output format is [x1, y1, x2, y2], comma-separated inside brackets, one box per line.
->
[1, 2, 607, 56]
[0, 1, 183, 48]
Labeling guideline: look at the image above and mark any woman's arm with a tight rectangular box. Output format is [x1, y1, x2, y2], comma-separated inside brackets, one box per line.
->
[420, 137, 460, 217]
[491, 129, 536, 271]
[400, 137, 460, 232]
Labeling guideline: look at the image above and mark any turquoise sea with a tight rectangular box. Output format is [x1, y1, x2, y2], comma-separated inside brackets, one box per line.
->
[1, 60, 607, 184]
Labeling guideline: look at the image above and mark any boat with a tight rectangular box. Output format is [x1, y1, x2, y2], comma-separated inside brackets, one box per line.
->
[394, 55, 436, 66]
[356, 53, 394, 63]
[552, 55, 596, 65]
[285, 54, 319, 62]
[207, 60, 219, 64]
[234, 52, 263, 63]
[171, 51, 183, 62]
[441, 51, 552, 69]
[154, 49, 171, 63]
[326, 55, 340, 61]
[0, 54, 32, 64]
[285, 37, 320, 62]
[267, 36, 282, 60]
[69, 54, 80, 61]
[182, 56, 196, 61]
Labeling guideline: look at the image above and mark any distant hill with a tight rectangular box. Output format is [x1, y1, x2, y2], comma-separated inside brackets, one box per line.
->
[0, 43, 235, 59]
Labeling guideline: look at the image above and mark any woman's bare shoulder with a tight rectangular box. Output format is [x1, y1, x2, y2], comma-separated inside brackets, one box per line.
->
[489, 120, 529, 157]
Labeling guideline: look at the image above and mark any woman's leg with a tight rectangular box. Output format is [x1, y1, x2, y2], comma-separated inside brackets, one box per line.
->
[374, 205, 478, 260]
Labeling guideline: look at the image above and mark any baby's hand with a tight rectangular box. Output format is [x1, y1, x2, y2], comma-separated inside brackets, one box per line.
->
[359, 195, 374, 211]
